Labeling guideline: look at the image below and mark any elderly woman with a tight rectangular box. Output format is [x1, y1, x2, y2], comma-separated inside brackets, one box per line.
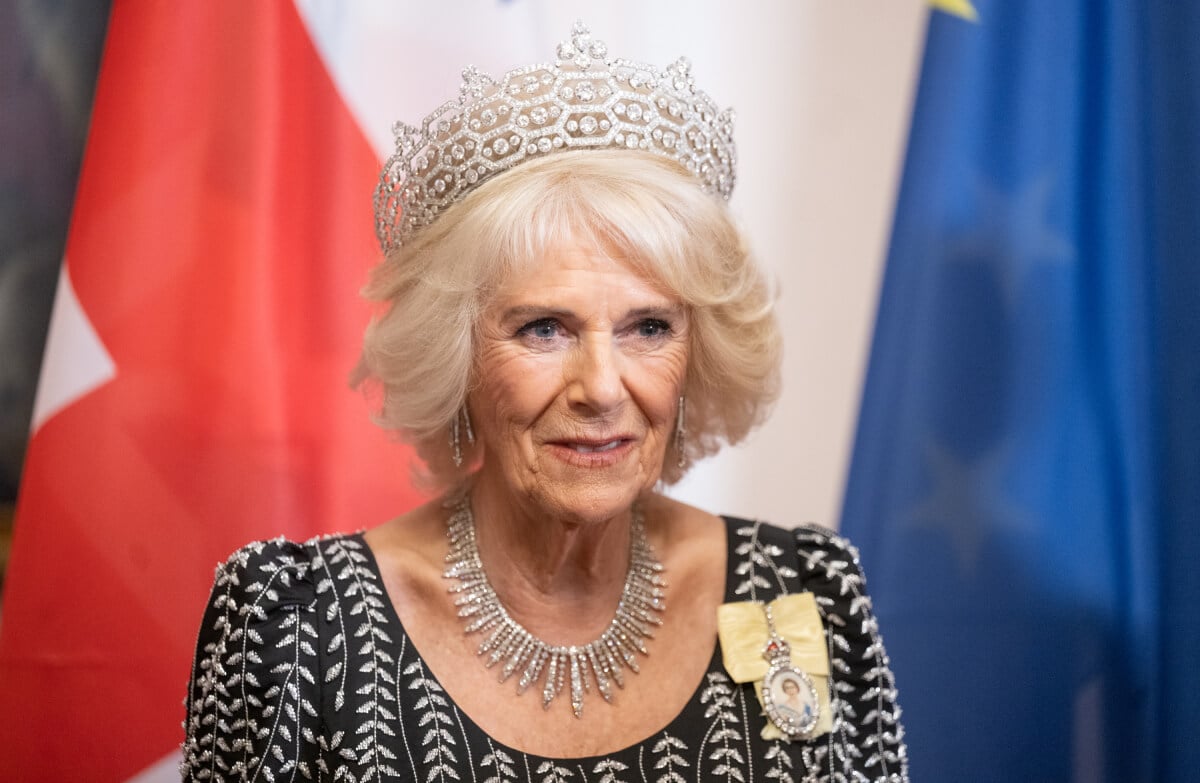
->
[182, 23, 907, 783]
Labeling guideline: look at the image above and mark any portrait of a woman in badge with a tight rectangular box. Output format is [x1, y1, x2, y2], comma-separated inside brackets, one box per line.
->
[181, 21, 909, 783]
[774, 672, 817, 724]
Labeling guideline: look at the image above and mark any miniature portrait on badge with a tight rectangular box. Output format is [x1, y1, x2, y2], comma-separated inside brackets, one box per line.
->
[762, 662, 820, 739]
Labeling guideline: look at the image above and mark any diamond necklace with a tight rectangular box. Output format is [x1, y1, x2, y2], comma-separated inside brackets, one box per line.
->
[443, 495, 666, 718]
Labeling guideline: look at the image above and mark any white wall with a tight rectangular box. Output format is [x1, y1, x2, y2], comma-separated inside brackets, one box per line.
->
[667, 2, 930, 528]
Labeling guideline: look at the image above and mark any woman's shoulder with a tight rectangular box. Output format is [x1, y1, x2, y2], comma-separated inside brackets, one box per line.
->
[785, 523, 877, 621]
[722, 516, 864, 569]
[203, 532, 370, 613]
[720, 516, 876, 619]
[211, 531, 366, 577]
[790, 522, 868, 580]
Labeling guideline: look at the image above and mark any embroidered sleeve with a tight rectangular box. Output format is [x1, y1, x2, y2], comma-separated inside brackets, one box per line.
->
[181, 539, 324, 782]
[794, 525, 909, 783]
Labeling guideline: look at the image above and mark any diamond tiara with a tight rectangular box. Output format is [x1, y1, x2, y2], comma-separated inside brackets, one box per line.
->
[373, 21, 737, 252]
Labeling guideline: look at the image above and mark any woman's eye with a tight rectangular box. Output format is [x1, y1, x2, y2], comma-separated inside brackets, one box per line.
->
[635, 318, 672, 338]
[517, 318, 561, 341]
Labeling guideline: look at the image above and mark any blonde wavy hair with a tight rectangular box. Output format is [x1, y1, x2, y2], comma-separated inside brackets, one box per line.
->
[353, 150, 781, 489]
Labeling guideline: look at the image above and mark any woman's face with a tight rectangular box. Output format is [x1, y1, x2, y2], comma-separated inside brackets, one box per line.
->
[471, 240, 689, 526]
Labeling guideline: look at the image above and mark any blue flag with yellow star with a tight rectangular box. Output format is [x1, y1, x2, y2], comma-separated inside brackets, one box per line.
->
[841, 1, 1200, 781]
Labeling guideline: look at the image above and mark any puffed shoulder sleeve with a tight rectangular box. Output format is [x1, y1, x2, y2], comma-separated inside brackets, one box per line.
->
[181, 539, 323, 782]
[793, 525, 909, 783]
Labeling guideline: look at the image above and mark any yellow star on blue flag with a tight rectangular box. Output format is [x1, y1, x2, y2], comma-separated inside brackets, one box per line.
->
[928, 0, 978, 22]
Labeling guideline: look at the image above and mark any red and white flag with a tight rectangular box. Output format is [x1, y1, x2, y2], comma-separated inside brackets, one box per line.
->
[0, 4, 420, 778]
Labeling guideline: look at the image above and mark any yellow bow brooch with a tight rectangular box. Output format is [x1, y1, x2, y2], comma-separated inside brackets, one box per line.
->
[716, 593, 833, 740]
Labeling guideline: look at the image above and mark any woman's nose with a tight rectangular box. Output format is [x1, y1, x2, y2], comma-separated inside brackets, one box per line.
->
[565, 336, 625, 413]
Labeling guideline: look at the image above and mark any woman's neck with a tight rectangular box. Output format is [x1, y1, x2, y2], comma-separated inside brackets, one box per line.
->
[464, 470, 637, 643]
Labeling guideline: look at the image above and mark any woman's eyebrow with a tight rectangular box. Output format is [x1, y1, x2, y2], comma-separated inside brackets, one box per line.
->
[499, 304, 684, 322]
[624, 305, 685, 320]
[500, 305, 575, 322]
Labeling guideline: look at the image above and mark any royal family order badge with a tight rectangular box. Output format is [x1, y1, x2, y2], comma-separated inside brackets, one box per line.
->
[716, 593, 831, 742]
[760, 623, 820, 738]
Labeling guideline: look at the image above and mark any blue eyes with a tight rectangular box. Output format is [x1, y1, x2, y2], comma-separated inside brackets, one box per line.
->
[635, 319, 670, 338]
[516, 317, 673, 343]
[520, 318, 561, 340]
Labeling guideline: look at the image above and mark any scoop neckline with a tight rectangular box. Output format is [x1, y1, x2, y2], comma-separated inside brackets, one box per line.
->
[350, 516, 736, 763]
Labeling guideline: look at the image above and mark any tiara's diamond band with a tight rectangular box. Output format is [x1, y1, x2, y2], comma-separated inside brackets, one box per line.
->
[374, 21, 736, 252]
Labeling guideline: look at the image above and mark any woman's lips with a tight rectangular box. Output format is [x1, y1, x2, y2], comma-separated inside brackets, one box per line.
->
[546, 437, 636, 466]
[567, 439, 624, 453]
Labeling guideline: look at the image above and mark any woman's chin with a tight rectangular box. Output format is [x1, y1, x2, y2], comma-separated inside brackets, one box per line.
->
[526, 475, 657, 527]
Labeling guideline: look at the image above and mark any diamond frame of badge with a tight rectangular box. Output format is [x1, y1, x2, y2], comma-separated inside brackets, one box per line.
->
[373, 20, 737, 252]
[759, 620, 821, 740]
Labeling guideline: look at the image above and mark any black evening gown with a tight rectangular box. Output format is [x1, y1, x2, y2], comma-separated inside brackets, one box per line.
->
[181, 518, 907, 782]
